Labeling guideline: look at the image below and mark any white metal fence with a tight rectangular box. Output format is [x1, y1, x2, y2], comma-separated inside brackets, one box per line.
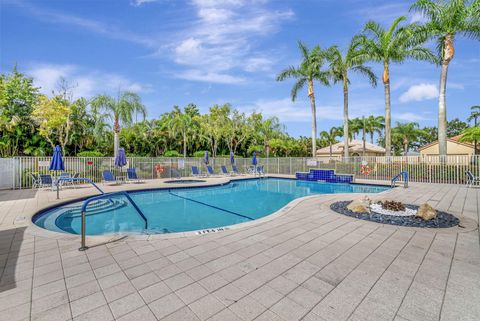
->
[0, 155, 478, 189]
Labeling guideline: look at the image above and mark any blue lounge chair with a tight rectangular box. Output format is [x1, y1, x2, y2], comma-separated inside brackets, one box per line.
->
[232, 165, 243, 175]
[206, 165, 217, 176]
[257, 165, 265, 176]
[191, 166, 202, 177]
[127, 168, 143, 183]
[39, 174, 54, 190]
[220, 165, 231, 176]
[102, 171, 119, 185]
[466, 170, 480, 187]
[30, 173, 40, 188]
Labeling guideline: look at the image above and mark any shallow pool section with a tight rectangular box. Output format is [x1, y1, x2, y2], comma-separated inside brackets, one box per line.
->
[33, 178, 389, 235]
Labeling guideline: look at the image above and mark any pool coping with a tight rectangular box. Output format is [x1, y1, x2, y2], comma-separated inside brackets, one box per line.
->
[24, 176, 394, 243]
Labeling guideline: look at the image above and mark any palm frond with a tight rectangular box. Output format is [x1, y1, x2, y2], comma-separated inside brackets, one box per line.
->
[351, 65, 378, 87]
[291, 78, 307, 102]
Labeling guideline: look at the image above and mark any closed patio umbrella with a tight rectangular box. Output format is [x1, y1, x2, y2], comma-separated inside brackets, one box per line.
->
[252, 151, 257, 166]
[115, 148, 127, 167]
[49, 145, 65, 171]
[204, 151, 209, 165]
[230, 152, 235, 165]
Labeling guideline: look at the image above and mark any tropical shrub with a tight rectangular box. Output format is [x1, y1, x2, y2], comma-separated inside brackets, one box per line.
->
[163, 150, 182, 157]
[77, 151, 105, 157]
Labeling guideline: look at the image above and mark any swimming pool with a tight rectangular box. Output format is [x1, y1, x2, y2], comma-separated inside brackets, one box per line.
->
[33, 178, 389, 236]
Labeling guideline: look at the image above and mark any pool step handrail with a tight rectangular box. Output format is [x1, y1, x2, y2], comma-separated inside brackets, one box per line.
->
[391, 171, 409, 188]
[79, 191, 148, 251]
[56, 177, 105, 199]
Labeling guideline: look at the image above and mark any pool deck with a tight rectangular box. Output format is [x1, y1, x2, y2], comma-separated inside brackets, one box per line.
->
[0, 176, 479, 321]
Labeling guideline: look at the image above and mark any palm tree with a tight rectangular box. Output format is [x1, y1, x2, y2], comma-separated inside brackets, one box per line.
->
[360, 16, 436, 156]
[365, 115, 385, 144]
[393, 122, 420, 155]
[326, 36, 377, 158]
[167, 104, 200, 157]
[320, 127, 342, 157]
[348, 118, 363, 140]
[277, 41, 331, 157]
[91, 91, 146, 158]
[467, 105, 480, 154]
[411, 0, 479, 157]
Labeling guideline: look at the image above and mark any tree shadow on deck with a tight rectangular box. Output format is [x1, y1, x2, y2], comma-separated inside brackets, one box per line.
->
[0, 227, 28, 293]
[0, 189, 38, 201]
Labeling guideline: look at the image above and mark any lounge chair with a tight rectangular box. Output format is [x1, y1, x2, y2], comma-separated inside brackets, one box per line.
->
[127, 168, 143, 183]
[39, 174, 54, 190]
[102, 171, 119, 185]
[62, 172, 79, 189]
[220, 165, 231, 176]
[257, 165, 265, 176]
[206, 165, 218, 176]
[232, 165, 243, 176]
[191, 166, 203, 177]
[466, 170, 480, 187]
[170, 168, 181, 179]
[30, 173, 40, 188]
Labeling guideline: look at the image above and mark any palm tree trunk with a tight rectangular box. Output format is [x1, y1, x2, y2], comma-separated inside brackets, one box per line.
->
[343, 80, 349, 159]
[329, 143, 332, 157]
[113, 119, 120, 159]
[362, 117, 366, 156]
[383, 62, 391, 156]
[370, 132, 374, 144]
[438, 61, 449, 158]
[308, 80, 317, 158]
[438, 34, 454, 158]
[183, 132, 187, 157]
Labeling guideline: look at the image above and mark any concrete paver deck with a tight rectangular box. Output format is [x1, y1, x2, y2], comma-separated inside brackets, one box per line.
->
[0, 176, 478, 321]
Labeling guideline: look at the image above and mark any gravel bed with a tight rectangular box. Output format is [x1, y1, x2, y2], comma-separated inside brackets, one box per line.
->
[330, 201, 459, 228]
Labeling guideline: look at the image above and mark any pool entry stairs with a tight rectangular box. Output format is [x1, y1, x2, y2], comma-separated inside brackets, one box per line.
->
[296, 169, 354, 183]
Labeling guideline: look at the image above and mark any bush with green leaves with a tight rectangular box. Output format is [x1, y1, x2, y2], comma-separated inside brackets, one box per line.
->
[76, 151, 105, 157]
[163, 150, 182, 157]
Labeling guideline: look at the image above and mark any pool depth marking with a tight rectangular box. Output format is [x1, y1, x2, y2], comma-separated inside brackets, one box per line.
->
[168, 191, 255, 221]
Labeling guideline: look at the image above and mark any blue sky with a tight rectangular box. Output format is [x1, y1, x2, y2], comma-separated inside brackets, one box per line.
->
[1, 0, 479, 137]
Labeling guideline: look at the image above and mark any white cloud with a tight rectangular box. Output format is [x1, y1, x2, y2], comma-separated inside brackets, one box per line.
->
[130, 0, 158, 6]
[399, 83, 439, 103]
[27, 63, 152, 99]
[169, 0, 293, 83]
[394, 112, 431, 121]
[176, 70, 245, 84]
[239, 98, 343, 122]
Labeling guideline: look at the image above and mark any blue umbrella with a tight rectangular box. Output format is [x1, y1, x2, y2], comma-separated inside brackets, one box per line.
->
[252, 151, 257, 166]
[115, 148, 127, 167]
[204, 151, 209, 165]
[49, 145, 65, 171]
[230, 152, 235, 165]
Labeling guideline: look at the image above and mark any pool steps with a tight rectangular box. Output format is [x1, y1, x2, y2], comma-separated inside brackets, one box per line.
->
[296, 169, 354, 183]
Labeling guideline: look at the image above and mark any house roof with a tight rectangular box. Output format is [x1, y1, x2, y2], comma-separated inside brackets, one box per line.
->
[316, 140, 386, 155]
[418, 135, 474, 151]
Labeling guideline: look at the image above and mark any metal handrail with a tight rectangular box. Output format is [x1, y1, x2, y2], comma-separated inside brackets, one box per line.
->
[79, 191, 148, 251]
[55, 177, 104, 199]
[391, 171, 409, 188]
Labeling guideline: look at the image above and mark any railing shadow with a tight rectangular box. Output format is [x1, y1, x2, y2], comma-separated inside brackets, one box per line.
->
[0, 227, 27, 293]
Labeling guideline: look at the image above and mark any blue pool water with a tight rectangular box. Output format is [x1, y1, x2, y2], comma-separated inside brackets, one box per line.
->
[33, 178, 389, 235]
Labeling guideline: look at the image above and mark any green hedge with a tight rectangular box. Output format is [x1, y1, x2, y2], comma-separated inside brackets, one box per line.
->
[76, 151, 105, 157]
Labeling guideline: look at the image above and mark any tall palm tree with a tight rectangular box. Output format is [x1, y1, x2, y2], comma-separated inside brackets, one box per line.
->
[411, 0, 479, 157]
[393, 122, 420, 155]
[360, 16, 436, 156]
[91, 91, 146, 158]
[320, 127, 342, 157]
[326, 36, 377, 158]
[277, 41, 331, 157]
[467, 105, 480, 154]
[365, 115, 385, 144]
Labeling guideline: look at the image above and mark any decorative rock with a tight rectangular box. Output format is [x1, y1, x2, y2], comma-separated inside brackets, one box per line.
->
[416, 203, 437, 221]
[347, 197, 371, 213]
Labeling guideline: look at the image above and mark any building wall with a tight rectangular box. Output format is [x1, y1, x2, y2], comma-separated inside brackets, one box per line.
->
[419, 141, 474, 156]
